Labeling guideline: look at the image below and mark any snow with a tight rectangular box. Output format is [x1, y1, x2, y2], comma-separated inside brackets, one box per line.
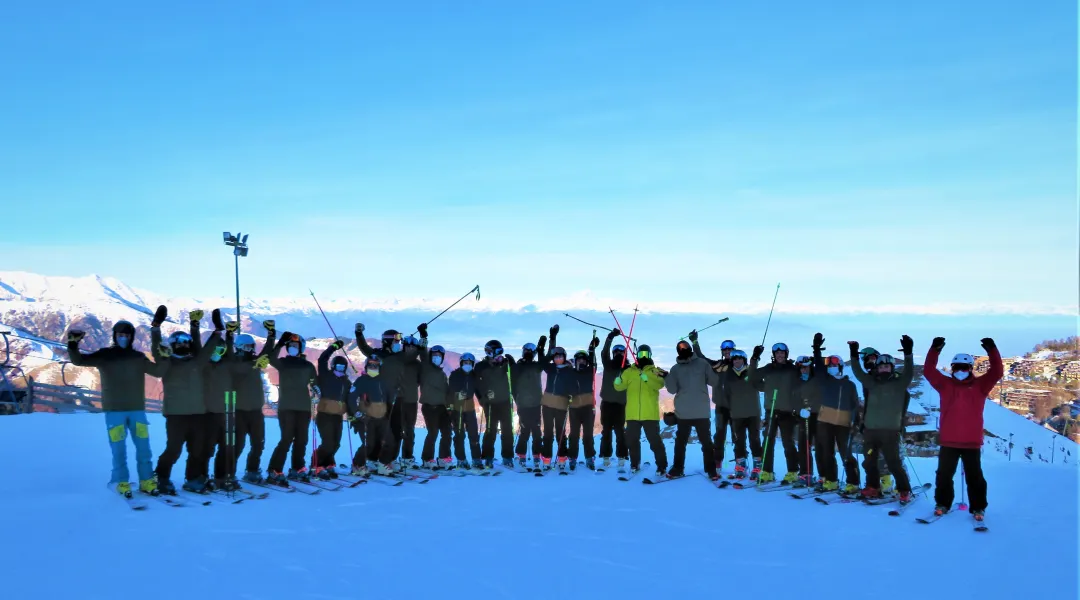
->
[0, 412, 1076, 600]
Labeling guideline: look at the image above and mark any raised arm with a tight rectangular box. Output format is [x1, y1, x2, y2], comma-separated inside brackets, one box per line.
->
[66, 332, 102, 367]
[195, 331, 223, 365]
[602, 331, 615, 369]
[922, 338, 948, 390]
[847, 341, 872, 386]
[189, 312, 203, 353]
[354, 323, 376, 357]
[318, 345, 335, 376]
[978, 339, 1004, 396]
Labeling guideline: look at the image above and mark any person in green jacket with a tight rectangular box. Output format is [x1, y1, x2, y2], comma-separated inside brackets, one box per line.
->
[150, 312, 223, 495]
[792, 355, 821, 487]
[848, 336, 916, 504]
[190, 310, 241, 491]
[228, 321, 276, 483]
[67, 308, 169, 498]
[853, 345, 893, 491]
[266, 331, 318, 485]
[721, 350, 764, 480]
[749, 342, 801, 484]
[613, 345, 668, 476]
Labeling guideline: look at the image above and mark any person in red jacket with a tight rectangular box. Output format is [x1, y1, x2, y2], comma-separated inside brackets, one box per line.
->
[923, 336, 1003, 521]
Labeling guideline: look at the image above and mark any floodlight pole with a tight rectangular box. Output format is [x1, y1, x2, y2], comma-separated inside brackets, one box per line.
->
[223, 232, 249, 325]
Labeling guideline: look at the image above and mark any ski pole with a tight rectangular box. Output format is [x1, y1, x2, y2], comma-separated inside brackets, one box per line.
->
[958, 464, 968, 511]
[758, 390, 778, 487]
[899, 432, 924, 492]
[608, 306, 638, 368]
[309, 290, 359, 373]
[680, 317, 730, 341]
[760, 283, 781, 347]
[567, 312, 639, 344]
[411, 285, 481, 336]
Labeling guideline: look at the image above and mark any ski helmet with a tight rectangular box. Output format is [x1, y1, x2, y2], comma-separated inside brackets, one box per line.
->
[484, 340, 504, 358]
[234, 334, 256, 356]
[365, 355, 382, 374]
[166, 332, 193, 357]
[403, 335, 420, 347]
[612, 343, 626, 357]
[430, 345, 446, 366]
[771, 342, 789, 354]
[951, 353, 975, 366]
[721, 340, 736, 351]
[636, 344, 653, 360]
[860, 347, 879, 359]
[796, 355, 812, 367]
[730, 349, 748, 361]
[112, 320, 135, 347]
[382, 329, 402, 351]
[573, 350, 589, 365]
[331, 356, 348, 373]
[283, 333, 306, 353]
[521, 342, 537, 357]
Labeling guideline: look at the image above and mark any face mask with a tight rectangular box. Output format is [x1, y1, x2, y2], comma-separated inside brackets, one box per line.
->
[334, 364, 346, 373]
[576, 360, 588, 369]
[800, 373, 809, 381]
[210, 353, 222, 363]
[367, 369, 380, 377]
[522, 351, 534, 361]
[287, 346, 300, 357]
[954, 371, 970, 381]
[116, 335, 130, 349]
[462, 364, 473, 373]
[827, 366, 841, 378]
[733, 362, 746, 373]
[391, 342, 403, 353]
[431, 355, 443, 367]
[677, 347, 693, 360]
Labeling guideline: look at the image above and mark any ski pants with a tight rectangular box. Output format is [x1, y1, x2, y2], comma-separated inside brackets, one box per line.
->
[155, 413, 205, 483]
[935, 446, 987, 513]
[105, 410, 153, 484]
[268, 409, 310, 474]
[541, 406, 568, 460]
[712, 408, 732, 466]
[514, 405, 542, 458]
[673, 418, 716, 476]
[599, 402, 627, 459]
[360, 416, 395, 466]
[349, 416, 367, 467]
[390, 400, 418, 460]
[795, 412, 818, 477]
[420, 404, 453, 462]
[862, 429, 911, 493]
[815, 422, 859, 485]
[566, 405, 596, 460]
[233, 409, 265, 474]
[730, 415, 762, 460]
[314, 412, 344, 469]
[625, 420, 667, 470]
[202, 412, 235, 480]
[482, 402, 514, 461]
[451, 410, 482, 462]
[762, 411, 800, 475]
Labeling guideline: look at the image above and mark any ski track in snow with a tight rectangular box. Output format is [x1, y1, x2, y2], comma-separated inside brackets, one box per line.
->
[0, 412, 1075, 600]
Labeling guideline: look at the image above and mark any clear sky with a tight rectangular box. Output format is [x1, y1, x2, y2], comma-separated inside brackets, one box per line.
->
[1, 1, 1075, 313]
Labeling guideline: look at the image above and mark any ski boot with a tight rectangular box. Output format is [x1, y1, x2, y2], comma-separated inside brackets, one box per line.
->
[933, 505, 949, 517]
[502, 457, 515, 469]
[209, 477, 227, 491]
[585, 457, 596, 471]
[376, 463, 394, 476]
[483, 458, 495, 471]
[842, 483, 860, 495]
[973, 510, 985, 522]
[243, 470, 264, 484]
[617, 457, 626, 470]
[325, 466, 339, 479]
[557, 457, 569, 473]
[793, 473, 813, 488]
[715, 460, 724, 475]
[439, 457, 455, 470]
[266, 470, 288, 486]
[629, 466, 640, 475]
[138, 478, 159, 496]
[666, 467, 685, 479]
[655, 465, 667, 477]
[516, 454, 529, 469]
[708, 471, 721, 482]
[351, 464, 369, 477]
[472, 459, 484, 471]
[733, 458, 747, 479]
[569, 458, 578, 471]
[422, 460, 439, 470]
[183, 476, 208, 494]
[750, 458, 763, 481]
[880, 474, 895, 495]
[898, 490, 913, 504]
[782, 471, 799, 485]
[541, 456, 552, 471]
[157, 477, 178, 495]
[860, 486, 884, 500]
[287, 468, 311, 483]
[313, 466, 331, 480]
[602, 457, 612, 468]
[222, 476, 241, 492]
[457, 460, 470, 471]
[757, 471, 775, 483]
[115, 481, 133, 498]
[823, 480, 840, 492]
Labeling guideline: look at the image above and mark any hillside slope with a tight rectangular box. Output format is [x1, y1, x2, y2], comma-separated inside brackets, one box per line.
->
[0, 413, 1075, 600]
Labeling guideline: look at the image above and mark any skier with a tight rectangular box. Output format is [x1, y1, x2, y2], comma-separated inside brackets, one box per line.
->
[266, 331, 318, 485]
[191, 310, 240, 491]
[354, 324, 408, 465]
[228, 321, 276, 483]
[690, 333, 737, 473]
[613, 345, 668, 475]
[346, 355, 395, 476]
[67, 308, 168, 498]
[475, 339, 515, 469]
[448, 353, 483, 469]
[721, 349, 764, 480]
[598, 329, 629, 470]
[792, 354, 821, 486]
[151, 311, 223, 494]
[748, 342, 800, 484]
[511, 336, 547, 470]
[393, 332, 424, 468]
[664, 339, 720, 479]
[855, 345, 893, 492]
[923, 336, 1003, 520]
[811, 333, 860, 493]
[540, 325, 576, 472]
[312, 338, 352, 480]
[566, 338, 600, 471]
[418, 339, 453, 470]
[848, 336, 916, 503]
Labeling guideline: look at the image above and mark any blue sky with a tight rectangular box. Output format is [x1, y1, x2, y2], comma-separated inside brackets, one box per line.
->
[1, 1, 1075, 313]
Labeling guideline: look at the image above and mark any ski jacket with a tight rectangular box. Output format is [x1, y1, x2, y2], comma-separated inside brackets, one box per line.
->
[793, 375, 823, 414]
[811, 348, 859, 426]
[447, 368, 478, 412]
[475, 358, 513, 404]
[156, 332, 222, 416]
[573, 349, 597, 395]
[722, 368, 762, 420]
[417, 350, 450, 406]
[850, 350, 914, 431]
[195, 327, 233, 414]
[614, 363, 666, 421]
[693, 342, 733, 410]
[510, 355, 544, 409]
[600, 336, 628, 405]
[542, 364, 578, 404]
[67, 331, 165, 412]
[348, 374, 388, 419]
[226, 338, 274, 412]
[665, 355, 719, 420]
[748, 359, 800, 414]
[400, 355, 422, 404]
[269, 342, 318, 412]
[925, 346, 1003, 449]
[314, 346, 352, 415]
[356, 334, 408, 404]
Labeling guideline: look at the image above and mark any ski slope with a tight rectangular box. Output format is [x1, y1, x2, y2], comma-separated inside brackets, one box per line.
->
[0, 413, 1076, 600]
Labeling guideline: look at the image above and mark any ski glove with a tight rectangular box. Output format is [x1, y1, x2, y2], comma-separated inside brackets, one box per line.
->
[590, 337, 600, 350]
[329, 339, 345, 351]
[688, 330, 698, 342]
[751, 346, 764, 361]
[225, 321, 240, 333]
[157, 344, 172, 358]
[614, 376, 622, 386]
[847, 341, 860, 353]
[67, 330, 85, 343]
[538, 335, 547, 347]
[189, 309, 204, 323]
[151, 305, 168, 328]
[262, 319, 276, 332]
[355, 323, 365, 334]
[931, 337, 945, 351]
[980, 337, 996, 352]
[549, 325, 559, 337]
[608, 328, 621, 339]
[417, 323, 428, 338]
[253, 355, 270, 370]
[211, 309, 224, 331]
[813, 333, 824, 350]
[900, 335, 913, 354]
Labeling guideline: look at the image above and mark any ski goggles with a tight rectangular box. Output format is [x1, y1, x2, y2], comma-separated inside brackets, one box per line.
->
[825, 356, 844, 368]
[951, 363, 973, 372]
[612, 344, 626, 353]
[637, 349, 652, 359]
[720, 340, 735, 350]
[796, 356, 812, 367]
[522, 343, 537, 353]
[212, 346, 227, 360]
[771, 343, 788, 353]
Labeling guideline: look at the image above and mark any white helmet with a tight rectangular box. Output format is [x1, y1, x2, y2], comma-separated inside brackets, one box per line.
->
[951, 353, 974, 366]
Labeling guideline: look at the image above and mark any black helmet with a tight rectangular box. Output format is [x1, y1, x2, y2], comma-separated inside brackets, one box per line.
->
[484, 340, 504, 358]
[112, 320, 135, 346]
[331, 356, 348, 373]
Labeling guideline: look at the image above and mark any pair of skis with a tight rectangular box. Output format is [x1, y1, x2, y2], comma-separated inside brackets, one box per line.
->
[916, 506, 989, 532]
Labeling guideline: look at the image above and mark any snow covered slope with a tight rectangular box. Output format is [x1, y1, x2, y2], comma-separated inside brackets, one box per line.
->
[0, 413, 1075, 600]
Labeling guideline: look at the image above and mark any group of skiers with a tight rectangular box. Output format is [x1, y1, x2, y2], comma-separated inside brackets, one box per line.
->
[68, 307, 1002, 520]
